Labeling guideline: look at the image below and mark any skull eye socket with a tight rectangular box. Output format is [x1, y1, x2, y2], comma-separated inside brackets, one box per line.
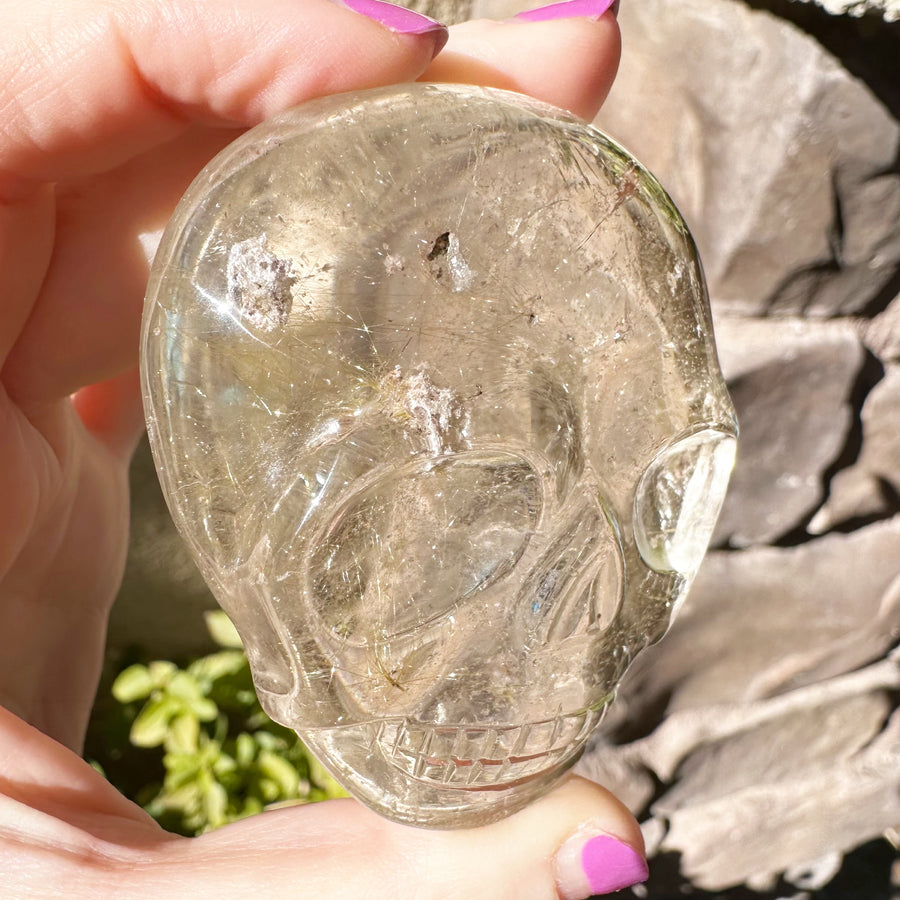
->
[308, 451, 542, 642]
[633, 428, 737, 577]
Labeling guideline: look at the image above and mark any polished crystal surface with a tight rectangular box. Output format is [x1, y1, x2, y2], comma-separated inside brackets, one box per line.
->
[140, 83, 737, 827]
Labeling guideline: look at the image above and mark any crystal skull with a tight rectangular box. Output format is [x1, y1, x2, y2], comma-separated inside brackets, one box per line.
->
[140, 83, 737, 828]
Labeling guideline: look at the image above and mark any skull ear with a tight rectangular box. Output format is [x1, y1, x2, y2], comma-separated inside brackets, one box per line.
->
[634, 428, 737, 578]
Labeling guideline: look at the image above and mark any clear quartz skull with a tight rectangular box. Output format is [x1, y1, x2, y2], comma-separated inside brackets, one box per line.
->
[141, 83, 737, 828]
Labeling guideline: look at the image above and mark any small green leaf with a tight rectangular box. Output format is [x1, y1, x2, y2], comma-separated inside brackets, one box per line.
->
[212, 751, 237, 778]
[167, 672, 218, 721]
[203, 778, 229, 829]
[166, 671, 204, 701]
[188, 650, 248, 686]
[204, 611, 244, 649]
[166, 713, 200, 754]
[255, 730, 286, 752]
[235, 732, 256, 768]
[163, 754, 202, 789]
[259, 777, 280, 803]
[112, 665, 155, 703]
[130, 695, 179, 747]
[257, 750, 300, 797]
[190, 696, 218, 721]
[148, 660, 178, 686]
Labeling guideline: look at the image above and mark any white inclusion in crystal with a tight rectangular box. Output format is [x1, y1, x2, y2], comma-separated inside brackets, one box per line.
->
[426, 232, 475, 293]
[446, 234, 475, 292]
[400, 368, 462, 455]
[227, 235, 295, 330]
[383, 253, 405, 275]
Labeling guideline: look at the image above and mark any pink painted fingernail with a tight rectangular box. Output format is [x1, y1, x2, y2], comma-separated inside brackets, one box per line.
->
[516, 0, 618, 22]
[556, 833, 649, 898]
[337, 0, 449, 39]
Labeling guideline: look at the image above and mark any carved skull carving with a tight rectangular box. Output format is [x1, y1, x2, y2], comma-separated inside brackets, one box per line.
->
[141, 84, 736, 827]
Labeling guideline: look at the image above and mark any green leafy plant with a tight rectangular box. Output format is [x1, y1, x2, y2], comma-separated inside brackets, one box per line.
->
[99, 611, 346, 835]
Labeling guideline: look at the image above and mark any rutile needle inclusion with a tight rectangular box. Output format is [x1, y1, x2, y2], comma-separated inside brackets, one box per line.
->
[141, 83, 737, 828]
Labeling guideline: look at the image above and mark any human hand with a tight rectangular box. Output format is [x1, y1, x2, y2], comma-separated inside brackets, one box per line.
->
[0, 1, 642, 896]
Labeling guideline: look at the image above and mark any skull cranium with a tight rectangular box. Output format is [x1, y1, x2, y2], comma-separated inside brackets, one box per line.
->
[141, 83, 736, 827]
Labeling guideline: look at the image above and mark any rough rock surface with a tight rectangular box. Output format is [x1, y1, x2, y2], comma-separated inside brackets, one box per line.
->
[712, 317, 864, 546]
[580, 0, 900, 893]
[615, 519, 900, 713]
[864, 293, 900, 361]
[581, 657, 900, 891]
[810, 364, 900, 531]
[597, 0, 900, 319]
[796, 0, 900, 20]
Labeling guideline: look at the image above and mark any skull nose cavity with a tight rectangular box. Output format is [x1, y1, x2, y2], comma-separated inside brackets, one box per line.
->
[634, 428, 737, 576]
[520, 497, 623, 642]
[308, 451, 542, 642]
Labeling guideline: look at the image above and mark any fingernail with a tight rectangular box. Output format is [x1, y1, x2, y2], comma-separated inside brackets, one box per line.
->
[337, 0, 449, 40]
[515, 0, 618, 22]
[555, 832, 649, 898]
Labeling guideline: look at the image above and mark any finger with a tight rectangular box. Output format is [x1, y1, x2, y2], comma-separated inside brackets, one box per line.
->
[0, 185, 54, 368]
[4, 126, 234, 403]
[155, 776, 647, 899]
[0, 0, 447, 195]
[0, 705, 165, 844]
[0, 723, 647, 899]
[72, 366, 145, 461]
[0, 0, 447, 402]
[423, 8, 621, 121]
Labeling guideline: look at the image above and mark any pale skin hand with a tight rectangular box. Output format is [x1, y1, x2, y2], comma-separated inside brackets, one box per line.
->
[0, 1, 639, 896]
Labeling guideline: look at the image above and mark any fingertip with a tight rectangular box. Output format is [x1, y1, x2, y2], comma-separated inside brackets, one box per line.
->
[336, 0, 449, 58]
[0, 0, 450, 184]
[424, 14, 621, 120]
[406, 775, 646, 900]
[533, 776, 648, 899]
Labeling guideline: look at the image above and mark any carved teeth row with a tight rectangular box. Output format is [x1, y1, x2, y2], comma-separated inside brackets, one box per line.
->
[372, 711, 601, 788]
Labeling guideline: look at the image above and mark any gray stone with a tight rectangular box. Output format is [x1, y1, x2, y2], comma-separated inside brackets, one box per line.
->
[579, 657, 900, 891]
[712, 317, 864, 546]
[810, 364, 900, 531]
[660, 694, 900, 891]
[616, 517, 900, 711]
[792, 0, 900, 20]
[864, 292, 900, 361]
[599, 0, 900, 317]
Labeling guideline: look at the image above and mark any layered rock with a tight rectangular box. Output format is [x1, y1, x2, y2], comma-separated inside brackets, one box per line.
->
[580, 0, 900, 892]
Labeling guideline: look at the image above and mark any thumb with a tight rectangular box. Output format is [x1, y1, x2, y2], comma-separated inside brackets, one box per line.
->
[475, 775, 647, 898]
[391, 775, 648, 899]
[164, 775, 647, 899]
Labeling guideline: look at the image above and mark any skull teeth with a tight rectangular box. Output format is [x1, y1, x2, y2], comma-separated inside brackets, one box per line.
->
[371, 710, 602, 788]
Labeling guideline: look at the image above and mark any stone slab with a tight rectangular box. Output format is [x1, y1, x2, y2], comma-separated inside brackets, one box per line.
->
[599, 0, 900, 317]
[712, 317, 864, 546]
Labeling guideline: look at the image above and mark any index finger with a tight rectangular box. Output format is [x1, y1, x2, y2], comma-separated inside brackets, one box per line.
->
[0, 0, 447, 198]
